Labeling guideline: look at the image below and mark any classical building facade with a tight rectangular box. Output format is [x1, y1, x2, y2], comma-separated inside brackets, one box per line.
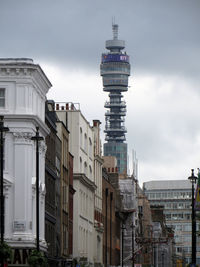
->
[56, 116, 71, 261]
[93, 120, 104, 267]
[55, 102, 96, 266]
[0, 58, 51, 263]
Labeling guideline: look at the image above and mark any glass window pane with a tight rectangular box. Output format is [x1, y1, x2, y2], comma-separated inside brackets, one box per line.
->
[0, 99, 5, 107]
[0, 89, 5, 97]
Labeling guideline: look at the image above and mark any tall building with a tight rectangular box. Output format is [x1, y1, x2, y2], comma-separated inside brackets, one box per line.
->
[143, 180, 200, 266]
[56, 112, 71, 261]
[55, 102, 96, 266]
[0, 58, 51, 263]
[93, 120, 104, 267]
[102, 167, 117, 267]
[100, 24, 131, 175]
[45, 100, 61, 266]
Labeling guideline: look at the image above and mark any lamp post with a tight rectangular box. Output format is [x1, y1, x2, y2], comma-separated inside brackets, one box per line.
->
[121, 223, 126, 267]
[188, 169, 197, 266]
[161, 251, 164, 267]
[130, 222, 135, 267]
[110, 192, 113, 266]
[105, 188, 108, 267]
[0, 116, 9, 267]
[31, 127, 44, 252]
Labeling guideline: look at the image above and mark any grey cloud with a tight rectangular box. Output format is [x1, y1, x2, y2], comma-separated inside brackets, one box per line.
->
[0, 0, 199, 80]
[1, 0, 200, 181]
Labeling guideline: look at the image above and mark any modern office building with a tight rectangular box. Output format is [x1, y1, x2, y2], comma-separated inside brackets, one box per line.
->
[143, 180, 200, 265]
[100, 24, 131, 175]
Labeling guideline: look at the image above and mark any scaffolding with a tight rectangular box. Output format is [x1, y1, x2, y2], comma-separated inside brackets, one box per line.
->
[119, 177, 137, 267]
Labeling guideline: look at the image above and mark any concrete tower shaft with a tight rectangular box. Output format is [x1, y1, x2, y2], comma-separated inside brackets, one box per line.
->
[101, 24, 131, 174]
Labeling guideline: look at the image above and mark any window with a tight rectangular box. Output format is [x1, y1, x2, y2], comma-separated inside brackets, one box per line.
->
[89, 138, 92, 157]
[80, 157, 82, 172]
[183, 224, 191, 232]
[166, 203, 171, 209]
[165, 214, 171, 220]
[177, 247, 182, 253]
[84, 162, 87, 176]
[176, 224, 182, 231]
[80, 128, 83, 147]
[178, 203, 184, 209]
[183, 235, 191, 242]
[84, 133, 87, 151]
[89, 165, 92, 177]
[0, 88, 5, 107]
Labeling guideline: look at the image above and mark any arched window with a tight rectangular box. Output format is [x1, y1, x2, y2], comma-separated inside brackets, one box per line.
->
[80, 127, 83, 147]
[84, 133, 87, 151]
[97, 235, 101, 262]
[84, 161, 87, 176]
[89, 137, 92, 157]
[80, 157, 82, 172]
[89, 165, 92, 178]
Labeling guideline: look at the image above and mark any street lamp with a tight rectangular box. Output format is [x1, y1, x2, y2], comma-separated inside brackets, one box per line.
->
[31, 127, 44, 252]
[121, 223, 126, 267]
[105, 188, 108, 267]
[130, 222, 135, 267]
[0, 116, 9, 267]
[188, 169, 197, 266]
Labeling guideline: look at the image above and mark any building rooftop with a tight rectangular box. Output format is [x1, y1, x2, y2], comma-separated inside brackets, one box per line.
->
[143, 180, 191, 191]
[0, 58, 33, 64]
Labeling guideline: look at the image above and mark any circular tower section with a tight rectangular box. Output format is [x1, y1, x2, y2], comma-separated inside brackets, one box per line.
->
[100, 24, 131, 174]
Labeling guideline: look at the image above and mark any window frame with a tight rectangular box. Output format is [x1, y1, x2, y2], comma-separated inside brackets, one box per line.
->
[0, 88, 5, 108]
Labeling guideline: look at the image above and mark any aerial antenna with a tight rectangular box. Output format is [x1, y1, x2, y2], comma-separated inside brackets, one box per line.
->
[112, 17, 118, 40]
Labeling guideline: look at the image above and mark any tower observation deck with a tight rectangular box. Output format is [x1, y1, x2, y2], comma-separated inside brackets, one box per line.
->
[100, 24, 131, 174]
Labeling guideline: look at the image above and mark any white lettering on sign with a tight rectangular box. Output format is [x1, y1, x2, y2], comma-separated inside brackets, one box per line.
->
[120, 55, 127, 61]
[13, 221, 26, 231]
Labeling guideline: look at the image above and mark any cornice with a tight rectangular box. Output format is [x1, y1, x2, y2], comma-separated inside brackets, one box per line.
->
[13, 131, 34, 144]
[74, 173, 97, 191]
[0, 61, 52, 88]
[0, 63, 52, 98]
[94, 155, 104, 164]
[4, 114, 50, 136]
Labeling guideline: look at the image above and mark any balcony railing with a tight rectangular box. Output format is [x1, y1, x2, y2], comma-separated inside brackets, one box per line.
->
[104, 126, 127, 133]
[103, 86, 128, 92]
[105, 110, 126, 116]
[104, 102, 126, 109]
[103, 78, 128, 87]
[105, 135, 126, 142]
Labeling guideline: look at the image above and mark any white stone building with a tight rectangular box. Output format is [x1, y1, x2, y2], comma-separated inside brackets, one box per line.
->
[0, 59, 51, 255]
[92, 120, 103, 267]
[55, 102, 97, 266]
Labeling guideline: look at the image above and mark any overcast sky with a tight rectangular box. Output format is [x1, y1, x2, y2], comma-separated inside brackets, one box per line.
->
[1, 0, 200, 185]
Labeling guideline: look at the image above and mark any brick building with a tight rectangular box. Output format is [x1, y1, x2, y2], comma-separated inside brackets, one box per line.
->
[102, 167, 118, 267]
[45, 100, 61, 266]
